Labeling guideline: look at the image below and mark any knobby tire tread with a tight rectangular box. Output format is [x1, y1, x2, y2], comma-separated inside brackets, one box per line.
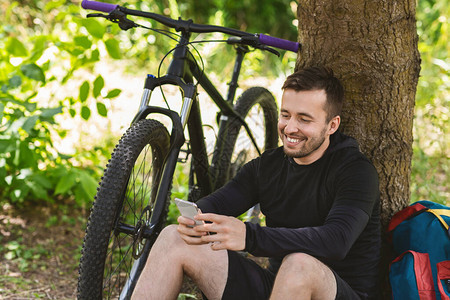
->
[77, 119, 170, 299]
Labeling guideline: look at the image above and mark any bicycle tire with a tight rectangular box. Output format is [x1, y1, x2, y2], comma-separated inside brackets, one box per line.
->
[77, 119, 171, 300]
[212, 86, 279, 190]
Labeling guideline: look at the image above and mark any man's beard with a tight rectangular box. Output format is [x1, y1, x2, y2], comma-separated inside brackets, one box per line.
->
[282, 128, 327, 159]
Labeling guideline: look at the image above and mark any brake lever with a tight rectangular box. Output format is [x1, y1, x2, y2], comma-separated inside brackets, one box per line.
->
[262, 46, 280, 57]
[87, 13, 109, 18]
[227, 37, 280, 57]
[87, 10, 137, 31]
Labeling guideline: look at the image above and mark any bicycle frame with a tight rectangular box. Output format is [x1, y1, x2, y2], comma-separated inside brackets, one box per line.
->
[130, 30, 257, 238]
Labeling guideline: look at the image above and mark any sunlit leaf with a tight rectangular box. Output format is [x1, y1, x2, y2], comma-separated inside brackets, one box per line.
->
[74, 36, 93, 49]
[79, 81, 90, 103]
[6, 37, 28, 57]
[96, 102, 107, 117]
[104, 88, 121, 99]
[93, 75, 104, 98]
[81, 105, 91, 120]
[81, 18, 105, 39]
[29, 36, 47, 62]
[104, 39, 121, 59]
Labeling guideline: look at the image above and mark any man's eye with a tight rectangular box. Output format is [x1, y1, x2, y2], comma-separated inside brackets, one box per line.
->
[301, 118, 312, 123]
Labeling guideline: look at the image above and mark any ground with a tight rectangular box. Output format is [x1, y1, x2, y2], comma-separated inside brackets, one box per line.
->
[0, 203, 85, 299]
[0, 203, 267, 299]
[0, 203, 205, 299]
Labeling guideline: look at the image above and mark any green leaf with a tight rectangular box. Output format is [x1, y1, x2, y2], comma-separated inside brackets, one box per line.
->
[19, 143, 35, 168]
[20, 64, 45, 82]
[79, 81, 90, 103]
[29, 36, 47, 62]
[6, 37, 28, 57]
[54, 172, 77, 195]
[81, 18, 105, 39]
[40, 106, 63, 118]
[105, 89, 121, 99]
[30, 174, 53, 189]
[9, 75, 22, 89]
[0, 138, 15, 153]
[96, 102, 107, 117]
[69, 108, 76, 118]
[0, 103, 4, 121]
[74, 36, 92, 49]
[104, 39, 121, 59]
[93, 75, 104, 98]
[81, 105, 91, 120]
[90, 49, 100, 62]
[78, 171, 98, 199]
[22, 115, 39, 133]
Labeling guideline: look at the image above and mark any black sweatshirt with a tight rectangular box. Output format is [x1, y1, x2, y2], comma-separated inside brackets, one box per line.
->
[197, 131, 381, 297]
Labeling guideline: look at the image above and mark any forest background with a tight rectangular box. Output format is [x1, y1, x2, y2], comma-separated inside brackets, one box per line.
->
[0, 0, 448, 298]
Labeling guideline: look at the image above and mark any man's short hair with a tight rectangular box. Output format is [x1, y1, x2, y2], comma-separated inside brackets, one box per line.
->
[282, 66, 344, 122]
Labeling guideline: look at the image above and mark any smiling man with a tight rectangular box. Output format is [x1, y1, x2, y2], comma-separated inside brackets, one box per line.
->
[133, 66, 381, 300]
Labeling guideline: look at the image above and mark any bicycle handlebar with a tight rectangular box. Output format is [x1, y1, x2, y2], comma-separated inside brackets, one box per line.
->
[81, 0, 300, 53]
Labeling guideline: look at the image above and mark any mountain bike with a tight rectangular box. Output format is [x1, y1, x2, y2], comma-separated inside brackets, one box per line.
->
[77, 1, 300, 299]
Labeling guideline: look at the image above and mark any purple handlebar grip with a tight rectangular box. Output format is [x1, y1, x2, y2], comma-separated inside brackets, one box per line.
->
[81, 0, 118, 13]
[259, 34, 299, 53]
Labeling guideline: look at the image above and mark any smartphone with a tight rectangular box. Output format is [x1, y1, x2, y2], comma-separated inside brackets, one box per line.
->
[174, 198, 204, 226]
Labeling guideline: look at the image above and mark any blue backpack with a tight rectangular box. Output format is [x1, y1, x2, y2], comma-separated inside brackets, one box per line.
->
[388, 200, 450, 300]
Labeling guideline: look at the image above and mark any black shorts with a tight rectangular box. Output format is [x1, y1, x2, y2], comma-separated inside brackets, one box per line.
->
[219, 250, 365, 300]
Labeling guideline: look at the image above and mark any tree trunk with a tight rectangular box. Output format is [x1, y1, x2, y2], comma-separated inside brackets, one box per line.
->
[295, 0, 420, 297]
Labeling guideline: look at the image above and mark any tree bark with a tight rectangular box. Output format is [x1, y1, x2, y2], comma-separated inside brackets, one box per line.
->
[295, 0, 420, 297]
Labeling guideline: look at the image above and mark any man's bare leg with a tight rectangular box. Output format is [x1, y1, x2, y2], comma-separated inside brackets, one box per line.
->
[132, 225, 228, 300]
[270, 253, 337, 300]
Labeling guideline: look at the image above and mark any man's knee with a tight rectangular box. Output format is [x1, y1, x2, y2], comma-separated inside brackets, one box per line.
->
[154, 224, 184, 250]
[159, 224, 178, 239]
[281, 252, 317, 272]
[275, 253, 337, 299]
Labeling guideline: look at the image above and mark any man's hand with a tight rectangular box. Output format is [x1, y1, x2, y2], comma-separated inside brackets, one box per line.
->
[177, 213, 246, 251]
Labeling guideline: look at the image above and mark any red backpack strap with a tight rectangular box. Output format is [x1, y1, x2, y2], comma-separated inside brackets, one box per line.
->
[390, 251, 436, 300]
[388, 203, 428, 232]
[437, 261, 450, 300]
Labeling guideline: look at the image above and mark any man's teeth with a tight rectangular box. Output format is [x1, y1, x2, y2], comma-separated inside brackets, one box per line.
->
[287, 137, 301, 143]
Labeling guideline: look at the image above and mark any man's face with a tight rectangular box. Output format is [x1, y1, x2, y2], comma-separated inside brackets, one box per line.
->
[278, 89, 339, 165]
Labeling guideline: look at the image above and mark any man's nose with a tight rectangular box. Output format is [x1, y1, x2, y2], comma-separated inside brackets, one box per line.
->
[284, 118, 299, 134]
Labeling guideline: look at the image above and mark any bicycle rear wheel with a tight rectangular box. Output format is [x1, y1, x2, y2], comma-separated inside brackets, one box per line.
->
[77, 119, 171, 299]
[212, 86, 279, 190]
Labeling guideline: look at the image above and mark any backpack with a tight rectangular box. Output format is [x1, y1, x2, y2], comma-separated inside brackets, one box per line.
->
[387, 200, 450, 300]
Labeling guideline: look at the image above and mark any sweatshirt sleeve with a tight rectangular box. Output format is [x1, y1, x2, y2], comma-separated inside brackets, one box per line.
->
[196, 179, 256, 217]
[244, 204, 369, 261]
[196, 158, 259, 216]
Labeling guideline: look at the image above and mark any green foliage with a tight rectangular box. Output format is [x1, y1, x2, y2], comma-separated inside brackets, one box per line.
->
[0, 1, 122, 207]
[1, 0, 446, 209]
[412, 0, 449, 205]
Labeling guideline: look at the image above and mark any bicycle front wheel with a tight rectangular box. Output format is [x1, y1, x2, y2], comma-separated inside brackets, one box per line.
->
[77, 119, 171, 299]
[212, 87, 279, 189]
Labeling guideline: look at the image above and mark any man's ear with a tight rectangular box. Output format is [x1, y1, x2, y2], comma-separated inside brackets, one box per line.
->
[328, 116, 340, 135]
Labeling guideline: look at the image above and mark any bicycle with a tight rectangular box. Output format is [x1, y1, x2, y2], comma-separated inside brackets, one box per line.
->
[76, 1, 300, 299]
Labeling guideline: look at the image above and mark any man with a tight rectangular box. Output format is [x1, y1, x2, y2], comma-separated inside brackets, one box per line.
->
[133, 66, 381, 300]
